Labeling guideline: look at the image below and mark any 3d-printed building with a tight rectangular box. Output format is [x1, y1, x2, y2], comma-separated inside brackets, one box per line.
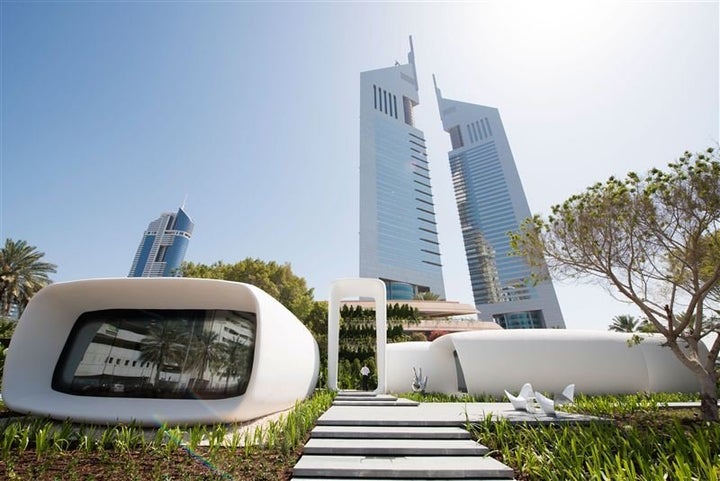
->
[2, 278, 319, 425]
[386, 330, 700, 396]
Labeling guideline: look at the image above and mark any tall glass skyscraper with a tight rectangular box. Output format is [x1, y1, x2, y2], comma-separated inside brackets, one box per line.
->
[129, 206, 194, 277]
[434, 78, 564, 328]
[359, 38, 446, 300]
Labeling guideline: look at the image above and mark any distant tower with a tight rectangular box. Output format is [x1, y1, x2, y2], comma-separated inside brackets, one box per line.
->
[359, 37, 446, 300]
[434, 78, 565, 328]
[129, 206, 194, 277]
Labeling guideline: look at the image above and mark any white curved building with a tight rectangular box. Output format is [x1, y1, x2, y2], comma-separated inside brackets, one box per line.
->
[386, 330, 700, 396]
[2, 278, 319, 425]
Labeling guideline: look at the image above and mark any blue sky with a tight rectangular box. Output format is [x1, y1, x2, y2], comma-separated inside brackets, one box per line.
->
[2, 1, 718, 330]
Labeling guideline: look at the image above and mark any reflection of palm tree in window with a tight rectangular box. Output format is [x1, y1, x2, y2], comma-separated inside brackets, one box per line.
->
[219, 337, 252, 393]
[186, 330, 223, 388]
[139, 322, 188, 389]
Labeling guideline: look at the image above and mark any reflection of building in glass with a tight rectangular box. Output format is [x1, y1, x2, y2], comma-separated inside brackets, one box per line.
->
[469, 232, 502, 304]
[129, 206, 194, 277]
[53, 309, 256, 399]
[434, 78, 564, 329]
[359, 37, 446, 301]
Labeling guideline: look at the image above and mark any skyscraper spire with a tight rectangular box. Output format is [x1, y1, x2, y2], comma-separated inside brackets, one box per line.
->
[358, 38, 445, 300]
[407, 35, 418, 91]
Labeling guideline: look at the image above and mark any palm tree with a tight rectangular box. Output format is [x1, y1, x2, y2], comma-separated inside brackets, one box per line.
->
[0, 239, 57, 316]
[218, 337, 252, 393]
[414, 291, 441, 301]
[638, 319, 658, 333]
[608, 314, 639, 332]
[139, 322, 189, 389]
[186, 330, 222, 387]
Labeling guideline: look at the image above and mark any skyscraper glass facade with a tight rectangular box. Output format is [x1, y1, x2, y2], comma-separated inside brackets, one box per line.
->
[129, 206, 194, 277]
[359, 38, 446, 300]
[435, 79, 564, 328]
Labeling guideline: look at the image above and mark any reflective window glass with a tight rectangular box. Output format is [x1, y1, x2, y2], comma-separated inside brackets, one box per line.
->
[52, 309, 256, 399]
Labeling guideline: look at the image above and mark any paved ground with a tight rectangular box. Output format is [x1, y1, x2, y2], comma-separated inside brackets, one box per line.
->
[317, 400, 598, 426]
[291, 391, 601, 480]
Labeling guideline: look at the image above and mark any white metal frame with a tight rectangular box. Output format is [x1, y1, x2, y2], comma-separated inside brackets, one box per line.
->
[327, 278, 387, 393]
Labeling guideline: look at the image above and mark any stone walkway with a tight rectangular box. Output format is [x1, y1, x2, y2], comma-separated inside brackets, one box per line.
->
[291, 391, 517, 480]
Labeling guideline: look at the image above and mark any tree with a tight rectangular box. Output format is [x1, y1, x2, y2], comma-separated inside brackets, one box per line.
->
[0, 239, 57, 317]
[0, 318, 17, 340]
[414, 291, 441, 301]
[637, 319, 658, 333]
[697, 231, 720, 308]
[428, 330, 450, 341]
[186, 330, 223, 387]
[180, 259, 315, 320]
[410, 332, 428, 342]
[608, 315, 640, 332]
[510, 148, 720, 420]
[139, 322, 189, 389]
[218, 337, 253, 392]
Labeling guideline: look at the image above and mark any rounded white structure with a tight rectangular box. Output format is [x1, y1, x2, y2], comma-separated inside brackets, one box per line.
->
[2, 278, 319, 425]
[386, 330, 700, 396]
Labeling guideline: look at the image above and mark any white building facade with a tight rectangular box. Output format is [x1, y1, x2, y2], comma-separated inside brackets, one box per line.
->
[359, 38, 446, 300]
[434, 79, 564, 328]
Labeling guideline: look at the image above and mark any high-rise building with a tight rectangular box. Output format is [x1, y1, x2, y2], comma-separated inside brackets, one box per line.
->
[434, 78, 565, 328]
[129, 206, 194, 277]
[359, 38, 446, 300]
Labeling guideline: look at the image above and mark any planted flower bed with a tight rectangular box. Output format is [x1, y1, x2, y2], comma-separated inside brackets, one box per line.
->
[0, 390, 335, 480]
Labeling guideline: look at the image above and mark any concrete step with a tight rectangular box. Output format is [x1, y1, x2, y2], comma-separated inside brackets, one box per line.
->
[336, 391, 378, 397]
[332, 397, 385, 401]
[316, 404, 474, 427]
[332, 399, 419, 407]
[334, 397, 398, 402]
[311, 425, 472, 440]
[303, 438, 488, 456]
[317, 417, 462, 427]
[291, 479, 513, 481]
[292, 455, 514, 479]
[335, 394, 397, 400]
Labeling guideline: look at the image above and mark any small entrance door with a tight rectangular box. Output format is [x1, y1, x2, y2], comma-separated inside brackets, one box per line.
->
[327, 279, 387, 393]
[453, 350, 468, 393]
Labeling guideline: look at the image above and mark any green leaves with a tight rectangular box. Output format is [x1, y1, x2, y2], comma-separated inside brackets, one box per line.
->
[0, 238, 57, 317]
[510, 147, 720, 420]
[469, 394, 720, 480]
[181, 258, 315, 320]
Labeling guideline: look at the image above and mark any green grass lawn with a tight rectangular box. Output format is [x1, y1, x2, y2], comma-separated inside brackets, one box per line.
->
[398, 391, 718, 481]
[472, 403, 718, 480]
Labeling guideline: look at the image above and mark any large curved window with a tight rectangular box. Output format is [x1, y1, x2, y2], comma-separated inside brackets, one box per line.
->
[52, 309, 256, 399]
